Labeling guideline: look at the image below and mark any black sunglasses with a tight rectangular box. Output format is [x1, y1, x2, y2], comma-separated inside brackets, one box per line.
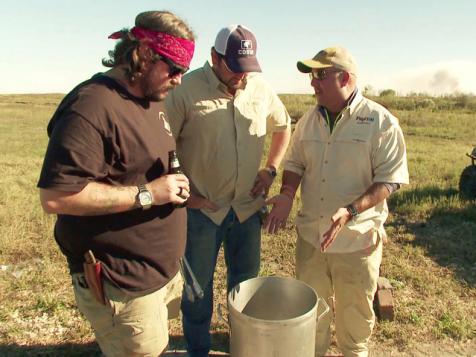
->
[309, 68, 342, 80]
[157, 55, 189, 78]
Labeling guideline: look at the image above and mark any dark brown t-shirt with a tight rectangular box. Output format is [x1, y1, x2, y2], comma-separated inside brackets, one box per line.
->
[38, 74, 186, 295]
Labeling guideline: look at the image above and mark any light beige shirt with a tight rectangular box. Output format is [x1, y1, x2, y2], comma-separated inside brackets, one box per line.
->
[165, 62, 291, 224]
[284, 90, 409, 253]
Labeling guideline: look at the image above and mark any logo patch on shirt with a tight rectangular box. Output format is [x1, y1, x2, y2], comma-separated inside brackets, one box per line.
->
[356, 116, 375, 124]
[159, 112, 173, 136]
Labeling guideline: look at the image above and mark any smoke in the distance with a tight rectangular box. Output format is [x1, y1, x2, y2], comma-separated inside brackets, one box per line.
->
[362, 60, 476, 96]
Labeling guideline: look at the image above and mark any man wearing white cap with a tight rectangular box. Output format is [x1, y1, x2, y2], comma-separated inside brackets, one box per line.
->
[265, 46, 409, 357]
[165, 25, 291, 357]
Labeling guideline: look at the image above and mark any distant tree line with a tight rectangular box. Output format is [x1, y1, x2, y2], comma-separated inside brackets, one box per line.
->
[369, 88, 476, 112]
[279, 91, 476, 123]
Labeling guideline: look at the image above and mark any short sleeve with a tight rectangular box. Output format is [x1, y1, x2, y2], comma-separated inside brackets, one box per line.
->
[266, 89, 291, 132]
[37, 111, 107, 192]
[372, 123, 409, 185]
[164, 87, 187, 140]
[283, 115, 307, 176]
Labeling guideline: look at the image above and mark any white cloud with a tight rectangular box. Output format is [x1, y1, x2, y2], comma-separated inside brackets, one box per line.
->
[361, 60, 476, 96]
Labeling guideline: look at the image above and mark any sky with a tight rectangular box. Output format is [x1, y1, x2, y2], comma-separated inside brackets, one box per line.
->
[1, 0, 475, 96]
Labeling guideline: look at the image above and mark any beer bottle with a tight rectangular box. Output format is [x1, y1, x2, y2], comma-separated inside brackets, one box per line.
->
[168, 150, 187, 207]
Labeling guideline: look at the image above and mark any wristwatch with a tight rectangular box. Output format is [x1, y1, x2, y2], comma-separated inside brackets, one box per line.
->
[263, 166, 277, 178]
[137, 184, 153, 210]
[346, 203, 359, 218]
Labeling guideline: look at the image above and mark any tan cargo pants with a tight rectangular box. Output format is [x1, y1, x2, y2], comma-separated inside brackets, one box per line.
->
[296, 236, 382, 357]
[72, 272, 182, 357]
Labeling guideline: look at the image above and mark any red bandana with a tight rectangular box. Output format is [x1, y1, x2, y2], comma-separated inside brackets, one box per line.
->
[108, 26, 195, 68]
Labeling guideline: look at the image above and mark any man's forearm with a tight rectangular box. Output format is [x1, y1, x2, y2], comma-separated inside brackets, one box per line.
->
[40, 182, 138, 216]
[350, 182, 392, 214]
[265, 128, 291, 170]
[280, 170, 302, 198]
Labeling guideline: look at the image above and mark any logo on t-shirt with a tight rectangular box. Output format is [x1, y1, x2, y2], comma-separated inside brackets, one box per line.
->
[159, 112, 173, 136]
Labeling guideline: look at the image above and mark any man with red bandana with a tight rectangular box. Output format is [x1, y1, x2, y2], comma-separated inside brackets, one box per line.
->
[37, 11, 195, 356]
[165, 24, 291, 357]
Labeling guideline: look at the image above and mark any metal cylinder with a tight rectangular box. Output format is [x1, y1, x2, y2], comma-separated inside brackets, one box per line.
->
[227, 276, 328, 357]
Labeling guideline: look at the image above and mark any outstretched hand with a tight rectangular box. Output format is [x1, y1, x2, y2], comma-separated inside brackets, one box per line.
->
[321, 207, 351, 251]
[263, 194, 293, 234]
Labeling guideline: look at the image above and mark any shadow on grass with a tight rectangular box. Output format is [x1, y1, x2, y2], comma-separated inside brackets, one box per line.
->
[169, 332, 229, 353]
[0, 332, 230, 357]
[0, 342, 101, 357]
[388, 185, 476, 286]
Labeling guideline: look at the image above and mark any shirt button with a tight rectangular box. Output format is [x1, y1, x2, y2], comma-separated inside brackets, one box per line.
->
[320, 197, 324, 201]
[320, 215, 324, 219]
[324, 160, 328, 164]
[322, 179, 325, 183]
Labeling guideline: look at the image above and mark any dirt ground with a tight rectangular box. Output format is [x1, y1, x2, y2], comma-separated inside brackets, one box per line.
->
[366, 339, 476, 357]
[165, 331, 476, 357]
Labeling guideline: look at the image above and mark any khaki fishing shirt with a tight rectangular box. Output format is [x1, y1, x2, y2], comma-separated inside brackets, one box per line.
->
[165, 62, 291, 224]
[284, 90, 409, 253]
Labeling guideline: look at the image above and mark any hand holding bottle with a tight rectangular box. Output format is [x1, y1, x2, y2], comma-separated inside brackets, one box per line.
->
[168, 150, 189, 208]
[146, 174, 190, 206]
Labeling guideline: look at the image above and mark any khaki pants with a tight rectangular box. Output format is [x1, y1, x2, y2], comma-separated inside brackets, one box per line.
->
[296, 236, 382, 357]
[72, 272, 182, 357]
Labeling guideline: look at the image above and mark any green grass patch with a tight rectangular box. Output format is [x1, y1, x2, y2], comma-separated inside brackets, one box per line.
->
[0, 93, 475, 355]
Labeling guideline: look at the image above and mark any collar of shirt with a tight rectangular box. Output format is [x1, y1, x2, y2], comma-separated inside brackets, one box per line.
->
[318, 88, 364, 131]
[347, 88, 364, 117]
[203, 61, 223, 91]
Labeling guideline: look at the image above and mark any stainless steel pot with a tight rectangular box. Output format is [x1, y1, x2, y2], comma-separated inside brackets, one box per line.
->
[227, 276, 329, 357]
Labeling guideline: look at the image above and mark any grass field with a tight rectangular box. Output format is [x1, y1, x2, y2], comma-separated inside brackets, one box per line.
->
[0, 93, 475, 356]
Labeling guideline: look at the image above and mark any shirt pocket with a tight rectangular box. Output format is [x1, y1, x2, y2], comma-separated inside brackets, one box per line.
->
[187, 101, 229, 137]
[299, 138, 327, 171]
[241, 100, 267, 136]
[329, 136, 373, 191]
[350, 121, 374, 143]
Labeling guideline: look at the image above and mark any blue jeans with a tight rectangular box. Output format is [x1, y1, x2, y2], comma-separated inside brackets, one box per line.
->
[181, 208, 261, 357]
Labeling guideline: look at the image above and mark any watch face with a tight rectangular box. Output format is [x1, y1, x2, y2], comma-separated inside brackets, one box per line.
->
[266, 167, 277, 177]
[139, 191, 152, 205]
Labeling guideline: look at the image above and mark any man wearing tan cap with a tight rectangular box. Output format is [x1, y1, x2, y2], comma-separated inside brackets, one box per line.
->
[265, 46, 409, 357]
[165, 24, 291, 357]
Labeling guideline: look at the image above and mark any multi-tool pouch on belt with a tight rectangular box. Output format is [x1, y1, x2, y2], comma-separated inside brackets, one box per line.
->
[83, 250, 106, 305]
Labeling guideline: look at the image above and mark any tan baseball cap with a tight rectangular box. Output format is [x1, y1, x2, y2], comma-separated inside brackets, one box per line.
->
[297, 46, 358, 74]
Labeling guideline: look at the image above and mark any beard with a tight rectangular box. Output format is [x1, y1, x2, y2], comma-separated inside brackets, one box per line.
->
[226, 76, 247, 92]
[142, 80, 174, 102]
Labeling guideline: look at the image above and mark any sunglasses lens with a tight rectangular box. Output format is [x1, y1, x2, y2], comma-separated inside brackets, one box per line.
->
[309, 70, 324, 80]
[309, 70, 329, 80]
[161, 56, 188, 77]
[170, 67, 182, 77]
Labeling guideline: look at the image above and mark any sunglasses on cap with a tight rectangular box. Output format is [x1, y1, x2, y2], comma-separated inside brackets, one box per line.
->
[157, 55, 189, 78]
[309, 68, 342, 80]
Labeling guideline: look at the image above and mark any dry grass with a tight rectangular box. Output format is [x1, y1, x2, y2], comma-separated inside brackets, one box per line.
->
[0, 93, 475, 356]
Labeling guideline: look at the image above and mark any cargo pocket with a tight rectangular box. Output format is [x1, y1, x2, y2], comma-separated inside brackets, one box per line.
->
[108, 285, 168, 356]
